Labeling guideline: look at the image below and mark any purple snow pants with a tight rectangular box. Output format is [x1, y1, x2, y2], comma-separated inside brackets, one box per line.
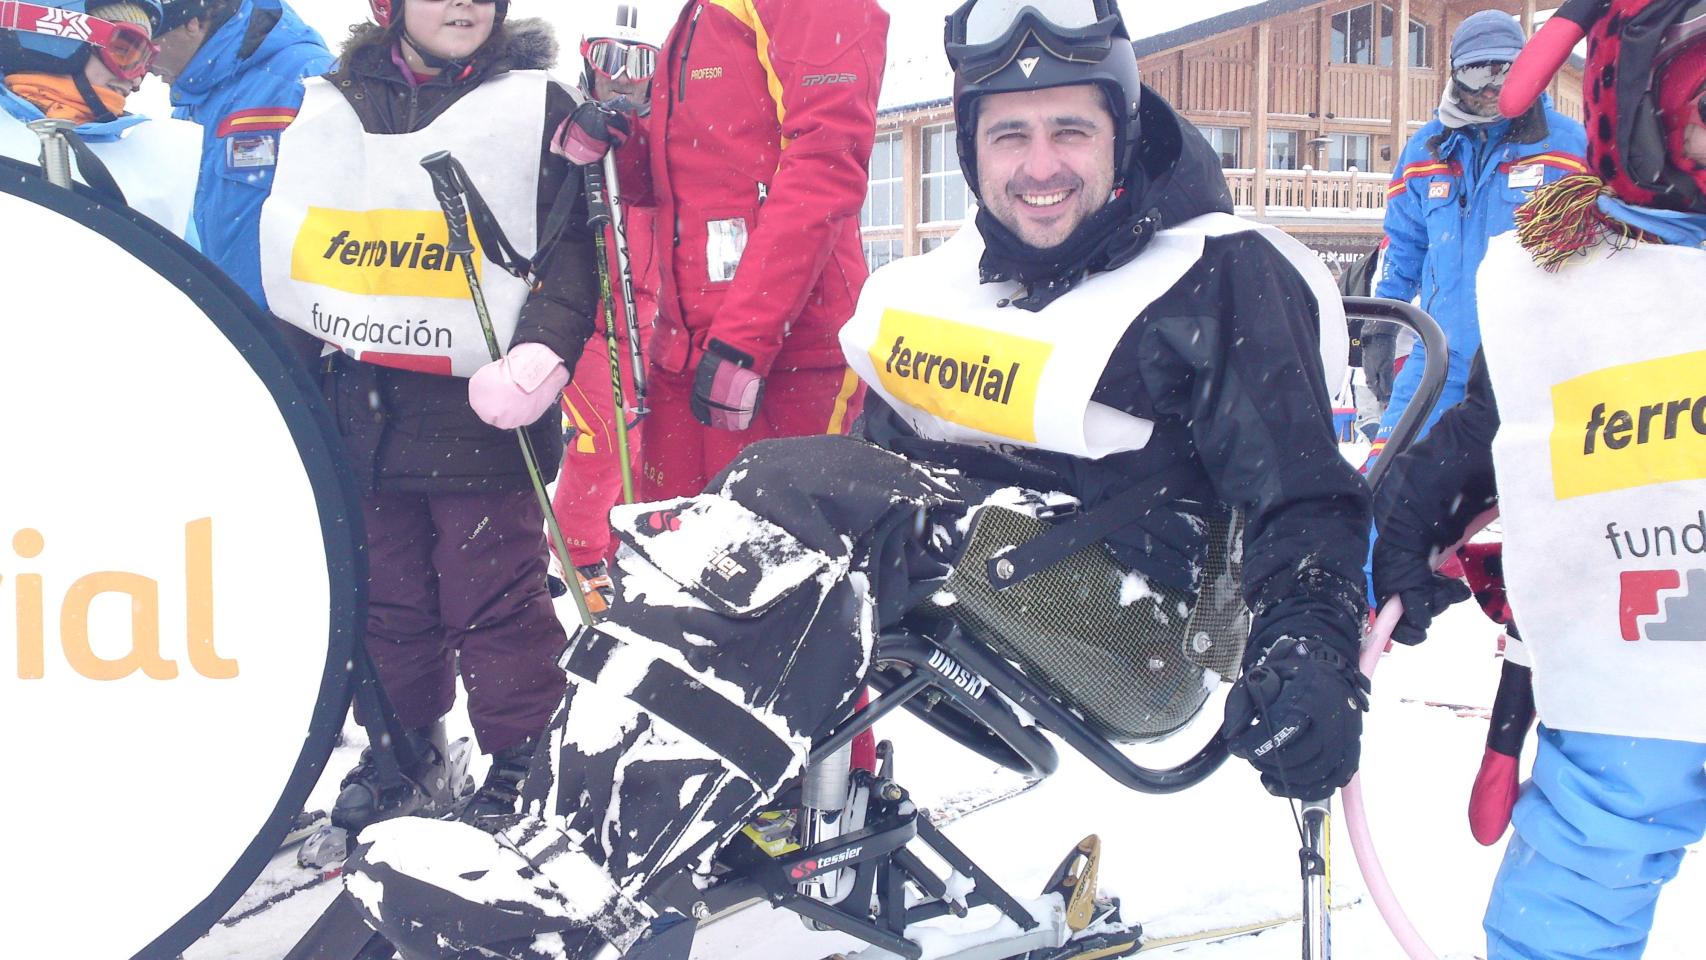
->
[362, 489, 568, 754]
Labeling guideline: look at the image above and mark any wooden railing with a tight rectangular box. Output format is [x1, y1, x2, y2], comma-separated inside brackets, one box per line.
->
[1221, 168, 1390, 213]
[1159, 56, 1444, 126]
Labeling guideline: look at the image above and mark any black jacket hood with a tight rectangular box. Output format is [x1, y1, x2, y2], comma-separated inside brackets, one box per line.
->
[977, 85, 1234, 310]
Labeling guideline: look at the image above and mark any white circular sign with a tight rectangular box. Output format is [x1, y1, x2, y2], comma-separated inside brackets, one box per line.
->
[0, 162, 362, 960]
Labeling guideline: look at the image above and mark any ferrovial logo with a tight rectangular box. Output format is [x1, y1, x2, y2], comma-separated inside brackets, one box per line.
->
[10, 520, 236, 680]
[1618, 569, 1706, 642]
[290, 206, 484, 299]
[1550, 350, 1706, 499]
[871, 308, 1052, 443]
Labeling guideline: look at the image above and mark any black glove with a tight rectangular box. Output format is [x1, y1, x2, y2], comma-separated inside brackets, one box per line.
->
[1221, 635, 1371, 800]
[1361, 327, 1396, 405]
[1371, 536, 1472, 645]
[554, 100, 633, 165]
[690, 339, 765, 431]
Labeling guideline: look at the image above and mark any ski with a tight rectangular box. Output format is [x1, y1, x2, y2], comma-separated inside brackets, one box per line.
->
[926, 775, 1045, 827]
[1399, 697, 1492, 719]
[1136, 898, 1363, 953]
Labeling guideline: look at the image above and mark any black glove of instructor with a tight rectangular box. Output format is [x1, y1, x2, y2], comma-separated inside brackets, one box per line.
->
[1221, 635, 1371, 800]
[1371, 537, 1472, 645]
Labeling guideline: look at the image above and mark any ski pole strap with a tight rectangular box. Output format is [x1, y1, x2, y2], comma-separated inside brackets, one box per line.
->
[422, 150, 541, 282]
[986, 464, 1202, 594]
[529, 160, 588, 285]
[58, 128, 127, 207]
[558, 626, 797, 789]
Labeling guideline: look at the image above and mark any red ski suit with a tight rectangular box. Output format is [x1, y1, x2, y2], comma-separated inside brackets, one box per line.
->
[622, 0, 887, 500]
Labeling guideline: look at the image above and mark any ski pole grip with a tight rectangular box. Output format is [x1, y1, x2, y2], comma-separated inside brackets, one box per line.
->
[421, 151, 475, 256]
[584, 160, 614, 230]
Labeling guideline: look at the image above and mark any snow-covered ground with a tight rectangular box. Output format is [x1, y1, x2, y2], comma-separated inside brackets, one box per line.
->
[183, 593, 1703, 960]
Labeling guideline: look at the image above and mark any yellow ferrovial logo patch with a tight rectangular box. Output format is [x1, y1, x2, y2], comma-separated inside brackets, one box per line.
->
[1550, 350, 1706, 500]
[870, 308, 1052, 444]
[290, 207, 483, 299]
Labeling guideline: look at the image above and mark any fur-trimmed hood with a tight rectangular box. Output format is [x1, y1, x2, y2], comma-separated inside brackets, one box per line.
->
[336, 16, 558, 74]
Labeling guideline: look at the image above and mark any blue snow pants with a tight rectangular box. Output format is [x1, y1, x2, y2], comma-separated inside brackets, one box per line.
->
[1484, 725, 1706, 959]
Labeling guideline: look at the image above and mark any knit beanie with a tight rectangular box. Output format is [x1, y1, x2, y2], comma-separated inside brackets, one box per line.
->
[1451, 10, 1526, 69]
[1657, 39, 1706, 195]
[90, 1, 158, 32]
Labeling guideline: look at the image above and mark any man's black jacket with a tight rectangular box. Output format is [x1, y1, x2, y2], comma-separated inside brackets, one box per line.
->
[863, 90, 1372, 663]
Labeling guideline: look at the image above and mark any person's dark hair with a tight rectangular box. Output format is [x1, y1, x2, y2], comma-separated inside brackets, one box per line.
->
[158, 0, 237, 34]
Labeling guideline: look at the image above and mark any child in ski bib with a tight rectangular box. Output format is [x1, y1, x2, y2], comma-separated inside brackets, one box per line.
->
[257, 0, 602, 828]
[1374, 3, 1706, 955]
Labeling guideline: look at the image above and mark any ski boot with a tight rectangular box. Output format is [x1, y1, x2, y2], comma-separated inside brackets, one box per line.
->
[300, 721, 472, 868]
[459, 736, 539, 825]
[548, 559, 615, 614]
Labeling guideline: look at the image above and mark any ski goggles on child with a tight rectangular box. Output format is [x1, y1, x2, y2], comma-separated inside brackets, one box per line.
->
[581, 37, 659, 81]
[945, 0, 1125, 83]
[0, 2, 158, 81]
[1452, 60, 1513, 93]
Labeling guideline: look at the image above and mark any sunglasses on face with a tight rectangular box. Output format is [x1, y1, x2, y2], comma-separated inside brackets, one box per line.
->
[1453, 60, 1512, 93]
[581, 37, 659, 81]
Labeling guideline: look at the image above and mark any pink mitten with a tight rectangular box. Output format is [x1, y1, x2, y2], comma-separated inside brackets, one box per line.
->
[468, 342, 570, 429]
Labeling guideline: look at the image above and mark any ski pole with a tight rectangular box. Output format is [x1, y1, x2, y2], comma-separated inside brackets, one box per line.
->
[420, 150, 595, 628]
[601, 150, 649, 421]
[583, 160, 638, 504]
[1300, 798, 1332, 959]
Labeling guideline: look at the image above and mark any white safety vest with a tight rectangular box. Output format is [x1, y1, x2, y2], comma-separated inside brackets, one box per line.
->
[840, 212, 1347, 459]
[260, 72, 548, 377]
[1478, 234, 1706, 742]
[0, 111, 200, 239]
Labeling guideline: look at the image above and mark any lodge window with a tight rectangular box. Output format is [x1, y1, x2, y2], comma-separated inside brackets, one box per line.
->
[1331, 4, 1432, 68]
[863, 237, 905, 271]
[1200, 126, 1243, 168]
[1326, 133, 1373, 171]
[922, 123, 970, 223]
[861, 132, 903, 230]
[1267, 130, 1303, 170]
[920, 235, 949, 254]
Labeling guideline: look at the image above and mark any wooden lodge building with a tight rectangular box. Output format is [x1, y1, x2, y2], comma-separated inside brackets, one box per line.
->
[861, 0, 1586, 274]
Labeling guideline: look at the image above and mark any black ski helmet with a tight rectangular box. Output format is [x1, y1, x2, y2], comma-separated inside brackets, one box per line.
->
[944, 0, 1143, 198]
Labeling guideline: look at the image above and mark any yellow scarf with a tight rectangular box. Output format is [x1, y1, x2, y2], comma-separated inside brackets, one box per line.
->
[4, 73, 126, 124]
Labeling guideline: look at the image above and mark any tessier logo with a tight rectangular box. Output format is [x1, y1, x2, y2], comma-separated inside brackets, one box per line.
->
[1618, 568, 1706, 642]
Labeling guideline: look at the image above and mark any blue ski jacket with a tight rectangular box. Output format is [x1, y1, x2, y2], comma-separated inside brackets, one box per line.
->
[1374, 96, 1586, 441]
[170, 0, 330, 308]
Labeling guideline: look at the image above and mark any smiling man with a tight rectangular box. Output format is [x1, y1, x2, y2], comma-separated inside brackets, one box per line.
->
[846, 0, 1375, 803]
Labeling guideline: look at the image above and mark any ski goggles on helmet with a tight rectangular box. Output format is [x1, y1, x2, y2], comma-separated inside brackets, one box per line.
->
[581, 37, 659, 81]
[0, 1, 159, 80]
[945, 0, 1126, 84]
[1452, 60, 1512, 93]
